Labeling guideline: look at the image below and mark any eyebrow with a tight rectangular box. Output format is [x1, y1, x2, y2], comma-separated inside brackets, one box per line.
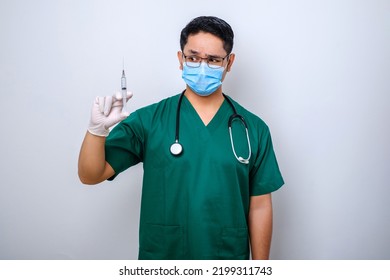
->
[188, 49, 199, 54]
[187, 49, 225, 58]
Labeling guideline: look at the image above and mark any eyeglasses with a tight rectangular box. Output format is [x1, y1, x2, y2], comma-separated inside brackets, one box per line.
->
[182, 53, 230, 69]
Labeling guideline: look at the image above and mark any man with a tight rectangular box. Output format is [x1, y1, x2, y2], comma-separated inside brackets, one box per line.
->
[78, 16, 284, 260]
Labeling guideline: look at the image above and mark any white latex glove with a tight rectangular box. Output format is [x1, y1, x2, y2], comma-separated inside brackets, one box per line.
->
[87, 91, 133, 137]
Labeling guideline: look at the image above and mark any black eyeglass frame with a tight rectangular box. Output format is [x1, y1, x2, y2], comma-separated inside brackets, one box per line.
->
[182, 53, 230, 69]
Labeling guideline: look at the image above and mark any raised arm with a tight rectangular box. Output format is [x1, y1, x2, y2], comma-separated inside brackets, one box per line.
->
[78, 132, 115, 185]
[78, 92, 132, 185]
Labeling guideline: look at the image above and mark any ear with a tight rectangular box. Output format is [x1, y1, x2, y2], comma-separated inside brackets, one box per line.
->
[177, 51, 184, 70]
[226, 53, 235, 72]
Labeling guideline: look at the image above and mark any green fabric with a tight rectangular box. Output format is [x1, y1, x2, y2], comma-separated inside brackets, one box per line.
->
[105, 93, 284, 260]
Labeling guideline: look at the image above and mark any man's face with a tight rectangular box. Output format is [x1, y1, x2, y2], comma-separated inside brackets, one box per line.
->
[178, 31, 234, 79]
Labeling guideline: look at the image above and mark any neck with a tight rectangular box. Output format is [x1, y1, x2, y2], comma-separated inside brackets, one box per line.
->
[184, 87, 225, 126]
[184, 87, 224, 109]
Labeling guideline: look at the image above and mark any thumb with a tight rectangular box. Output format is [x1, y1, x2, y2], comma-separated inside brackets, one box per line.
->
[120, 110, 130, 118]
[103, 110, 129, 131]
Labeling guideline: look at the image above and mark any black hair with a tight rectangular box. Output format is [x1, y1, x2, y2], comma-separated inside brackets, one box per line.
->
[180, 16, 234, 54]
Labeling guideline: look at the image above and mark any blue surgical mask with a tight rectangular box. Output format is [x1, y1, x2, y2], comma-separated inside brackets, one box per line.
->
[182, 62, 224, 96]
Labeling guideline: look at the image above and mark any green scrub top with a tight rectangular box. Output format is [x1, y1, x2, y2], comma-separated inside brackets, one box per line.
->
[105, 93, 284, 260]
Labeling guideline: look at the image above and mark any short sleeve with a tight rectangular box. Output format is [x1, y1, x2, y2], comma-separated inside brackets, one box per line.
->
[105, 111, 144, 180]
[249, 126, 284, 196]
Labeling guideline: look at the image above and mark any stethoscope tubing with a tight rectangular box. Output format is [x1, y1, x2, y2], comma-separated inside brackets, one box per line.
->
[169, 92, 185, 156]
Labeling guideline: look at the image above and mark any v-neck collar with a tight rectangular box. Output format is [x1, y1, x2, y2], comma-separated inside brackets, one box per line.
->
[182, 95, 231, 132]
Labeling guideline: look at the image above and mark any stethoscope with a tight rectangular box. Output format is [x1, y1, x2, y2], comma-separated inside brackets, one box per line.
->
[170, 90, 252, 164]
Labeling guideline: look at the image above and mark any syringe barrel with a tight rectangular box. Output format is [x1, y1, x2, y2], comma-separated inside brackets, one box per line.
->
[121, 69, 126, 89]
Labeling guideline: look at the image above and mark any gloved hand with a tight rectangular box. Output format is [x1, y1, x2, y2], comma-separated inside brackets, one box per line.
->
[87, 91, 133, 137]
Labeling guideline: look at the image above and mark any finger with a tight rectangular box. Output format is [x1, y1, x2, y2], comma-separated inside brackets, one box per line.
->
[113, 91, 133, 106]
[104, 96, 113, 116]
[126, 91, 133, 101]
[98, 96, 105, 113]
[114, 91, 133, 101]
[112, 91, 123, 107]
[114, 91, 122, 101]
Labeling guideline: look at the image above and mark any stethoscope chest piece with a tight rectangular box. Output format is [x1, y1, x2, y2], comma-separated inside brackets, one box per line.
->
[170, 141, 183, 156]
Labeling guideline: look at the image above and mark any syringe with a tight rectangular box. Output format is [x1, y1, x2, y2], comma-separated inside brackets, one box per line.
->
[121, 68, 127, 113]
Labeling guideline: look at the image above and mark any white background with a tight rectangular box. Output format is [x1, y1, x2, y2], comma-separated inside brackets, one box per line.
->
[0, 0, 389, 259]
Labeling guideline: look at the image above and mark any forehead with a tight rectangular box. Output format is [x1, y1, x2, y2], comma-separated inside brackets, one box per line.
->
[183, 32, 226, 56]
